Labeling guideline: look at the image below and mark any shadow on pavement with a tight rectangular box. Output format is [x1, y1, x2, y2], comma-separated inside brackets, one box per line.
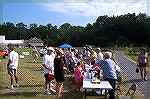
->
[122, 79, 143, 84]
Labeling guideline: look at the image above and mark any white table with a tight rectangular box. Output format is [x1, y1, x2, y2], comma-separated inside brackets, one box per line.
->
[85, 64, 103, 80]
[83, 76, 113, 99]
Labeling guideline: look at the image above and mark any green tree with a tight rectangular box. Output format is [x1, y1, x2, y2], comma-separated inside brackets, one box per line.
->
[16, 22, 28, 40]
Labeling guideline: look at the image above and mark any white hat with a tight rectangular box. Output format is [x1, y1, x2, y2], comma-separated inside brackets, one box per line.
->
[105, 52, 112, 58]
[47, 47, 54, 52]
[34, 46, 36, 49]
[97, 48, 101, 51]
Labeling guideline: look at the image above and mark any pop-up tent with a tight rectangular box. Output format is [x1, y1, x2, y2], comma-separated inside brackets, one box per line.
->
[59, 43, 73, 48]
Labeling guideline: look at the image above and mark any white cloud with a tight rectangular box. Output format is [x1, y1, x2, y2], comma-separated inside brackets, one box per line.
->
[40, 0, 149, 17]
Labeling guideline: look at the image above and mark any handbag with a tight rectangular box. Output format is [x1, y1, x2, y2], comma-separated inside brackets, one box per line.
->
[48, 74, 55, 79]
[48, 71, 55, 79]
[136, 68, 139, 73]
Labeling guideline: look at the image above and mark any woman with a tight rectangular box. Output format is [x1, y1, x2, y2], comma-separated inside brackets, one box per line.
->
[54, 48, 65, 99]
[137, 48, 149, 81]
[88, 49, 97, 65]
[42, 47, 55, 95]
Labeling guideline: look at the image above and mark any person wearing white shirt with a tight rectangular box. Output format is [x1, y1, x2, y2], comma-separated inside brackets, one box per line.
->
[42, 47, 56, 95]
[7, 45, 19, 89]
[40, 47, 47, 57]
[32, 46, 39, 63]
[95, 48, 104, 63]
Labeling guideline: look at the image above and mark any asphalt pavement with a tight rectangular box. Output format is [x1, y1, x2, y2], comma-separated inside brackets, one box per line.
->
[114, 51, 150, 97]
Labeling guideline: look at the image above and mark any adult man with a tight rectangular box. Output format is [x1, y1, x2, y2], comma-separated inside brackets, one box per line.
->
[42, 47, 56, 95]
[7, 45, 19, 89]
[99, 52, 117, 99]
[32, 46, 39, 63]
[40, 46, 47, 57]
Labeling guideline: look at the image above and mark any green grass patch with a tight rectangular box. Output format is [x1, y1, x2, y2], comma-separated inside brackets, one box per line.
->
[0, 47, 145, 99]
[123, 47, 150, 68]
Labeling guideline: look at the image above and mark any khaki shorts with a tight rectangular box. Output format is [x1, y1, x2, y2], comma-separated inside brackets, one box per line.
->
[7, 68, 17, 76]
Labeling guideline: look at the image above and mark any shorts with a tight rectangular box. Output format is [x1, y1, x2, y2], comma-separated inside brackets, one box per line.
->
[7, 68, 17, 76]
[40, 53, 44, 57]
[139, 63, 147, 67]
[55, 76, 65, 82]
[91, 60, 95, 65]
[44, 74, 54, 81]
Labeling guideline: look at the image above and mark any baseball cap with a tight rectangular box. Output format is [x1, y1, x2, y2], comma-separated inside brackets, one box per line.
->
[47, 47, 54, 52]
[97, 48, 101, 51]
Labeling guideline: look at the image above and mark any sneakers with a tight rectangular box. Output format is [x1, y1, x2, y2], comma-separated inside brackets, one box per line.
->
[51, 83, 54, 87]
[144, 78, 147, 81]
[45, 89, 51, 95]
[7, 83, 19, 89]
[10, 85, 14, 89]
[17, 84, 19, 87]
[15, 83, 19, 87]
[44, 88, 56, 95]
[142, 78, 147, 81]
[7, 85, 14, 89]
[50, 88, 56, 93]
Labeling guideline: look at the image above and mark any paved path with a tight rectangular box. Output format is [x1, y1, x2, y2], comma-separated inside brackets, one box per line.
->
[114, 51, 150, 97]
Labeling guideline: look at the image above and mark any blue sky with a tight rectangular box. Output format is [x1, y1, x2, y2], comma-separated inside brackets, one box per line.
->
[1, 0, 150, 27]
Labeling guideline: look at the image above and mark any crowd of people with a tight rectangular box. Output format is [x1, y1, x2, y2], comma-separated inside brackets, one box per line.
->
[38, 46, 119, 99]
[5, 45, 149, 99]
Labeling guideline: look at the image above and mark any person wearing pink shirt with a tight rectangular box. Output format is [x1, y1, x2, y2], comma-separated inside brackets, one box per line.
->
[137, 48, 149, 81]
[74, 62, 85, 92]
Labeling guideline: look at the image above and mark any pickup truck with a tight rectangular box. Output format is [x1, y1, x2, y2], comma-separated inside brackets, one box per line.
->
[0, 51, 6, 57]
[0, 46, 8, 59]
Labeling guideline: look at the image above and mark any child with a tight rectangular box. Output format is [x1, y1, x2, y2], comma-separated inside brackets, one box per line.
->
[74, 62, 84, 92]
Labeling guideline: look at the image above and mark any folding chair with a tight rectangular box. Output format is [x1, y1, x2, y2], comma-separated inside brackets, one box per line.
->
[125, 83, 137, 99]
[116, 76, 122, 95]
[118, 83, 137, 99]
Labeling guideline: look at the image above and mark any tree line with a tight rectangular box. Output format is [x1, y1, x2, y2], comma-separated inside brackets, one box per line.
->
[0, 13, 150, 47]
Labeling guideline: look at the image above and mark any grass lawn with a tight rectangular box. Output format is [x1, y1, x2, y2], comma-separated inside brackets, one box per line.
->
[0, 48, 144, 99]
[123, 49, 150, 71]
[0, 48, 91, 99]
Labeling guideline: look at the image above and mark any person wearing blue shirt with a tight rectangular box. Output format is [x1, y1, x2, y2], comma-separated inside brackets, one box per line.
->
[98, 52, 117, 99]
